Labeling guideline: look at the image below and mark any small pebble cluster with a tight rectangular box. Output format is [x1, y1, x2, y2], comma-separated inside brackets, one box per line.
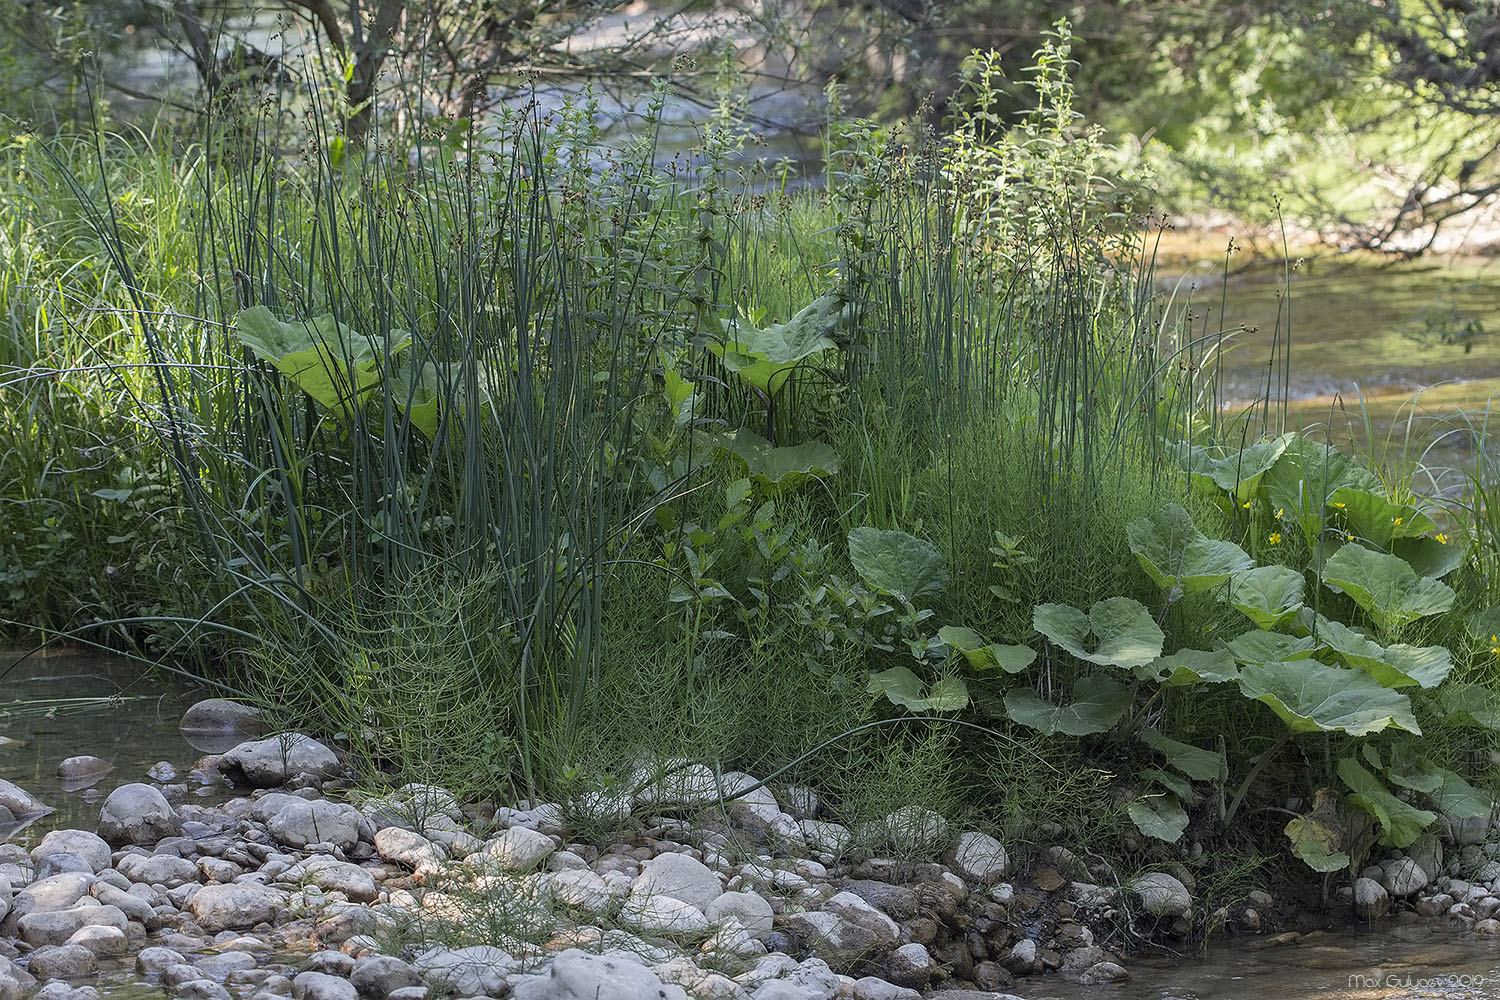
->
[0, 698, 1495, 1000]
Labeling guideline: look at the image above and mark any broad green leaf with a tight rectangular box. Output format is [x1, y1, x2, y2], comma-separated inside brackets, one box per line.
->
[1128, 793, 1189, 843]
[923, 675, 971, 713]
[937, 626, 1036, 674]
[1141, 648, 1240, 686]
[1127, 503, 1253, 595]
[1394, 536, 1463, 579]
[716, 431, 841, 494]
[1140, 767, 1195, 799]
[1166, 439, 1221, 494]
[1387, 758, 1492, 819]
[1210, 433, 1296, 499]
[236, 306, 409, 415]
[1321, 543, 1455, 631]
[866, 667, 969, 713]
[1032, 597, 1164, 669]
[1226, 630, 1317, 665]
[1305, 614, 1453, 689]
[709, 294, 847, 396]
[1003, 675, 1133, 736]
[1225, 565, 1306, 629]
[1326, 487, 1438, 550]
[1437, 682, 1500, 730]
[1237, 660, 1422, 736]
[847, 527, 948, 605]
[1338, 757, 1436, 848]
[1285, 799, 1351, 873]
[867, 666, 926, 711]
[1140, 729, 1226, 781]
[1263, 435, 1381, 544]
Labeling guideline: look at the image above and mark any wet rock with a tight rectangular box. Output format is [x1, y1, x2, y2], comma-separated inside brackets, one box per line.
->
[117, 853, 199, 888]
[484, 827, 555, 872]
[64, 925, 127, 958]
[180, 700, 265, 739]
[634, 853, 722, 913]
[511, 948, 688, 1000]
[412, 945, 516, 996]
[27, 944, 97, 979]
[138, 947, 189, 977]
[303, 953, 355, 977]
[171, 982, 232, 1000]
[1354, 877, 1389, 921]
[33, 855, 92, 880]
[293, 972, 357, 1000]
[349, 956, 422, 1000]
[97, 784, 178, 847]
[33, 984, 100, 1000]
[188, 883, 286, 933]
[1130, 872, 1191, 918]
[0, 779, 52, 819]
[218, 735, 340, 788]
[18, 905, 127, 948]
[850, 978, 920, 1000]
[31, 832, 110, 875]
[1079, 962, 1130, 984]
[1384, 857, 1431, 897]
[193, 954, 259, 981]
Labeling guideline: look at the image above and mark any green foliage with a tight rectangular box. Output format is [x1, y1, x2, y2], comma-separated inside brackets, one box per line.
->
[1321, 544, 1455, 632]
[846, 527, 948, 606]
[1237, 659, 1421, 736]
[1224, 565, 1306, 630]
[1003, 675, 1133, 736]
[1128, 503, 1253, 597]
[1032, 598, 1164, 669]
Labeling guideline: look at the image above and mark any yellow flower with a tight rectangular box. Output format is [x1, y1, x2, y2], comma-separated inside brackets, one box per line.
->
[1269, 532, 1282, 545]
[1333, 501, 1346, 508]
[1275, 507, 1285, 519]
[1241, 500, 1252, 510]
[1393, 517, 1404, 526]
[1437, 533, 1449, 544]
[1345, 533, 1355, 542]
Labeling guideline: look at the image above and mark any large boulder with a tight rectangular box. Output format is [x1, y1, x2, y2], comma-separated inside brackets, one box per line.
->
[27, 945, 96, 980]
[1130, 872, 1192, 918]
[349, 957, 422, 1000]
[31, 831, 111, 876]
[511, 949, 688, 1000]
[944, 832, 1008, 883]
[286, 857, 377, 903]
[484, 827, 555, 872]
[217, 734, 341, 788]
[266, 799, 361, 850]
[116, 853, 199, 888]
[97, 784, 178, 847]
[292, 973, 357, 1000]
[412, 946, 516, 997]
[180, 700, 265, 738]
[17, 905, 126, 948]
[187, 883, 286, 933]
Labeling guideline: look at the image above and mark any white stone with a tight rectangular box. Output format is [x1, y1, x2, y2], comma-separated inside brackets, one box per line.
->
[634, 853, 722, 913]
[484, 827, 555, 872]
[187, 882, 287, 932]
[1131, 872, 1192, 917]
[1384, 857, 1431, 897]
[97, 784, 177, 846]
[65, 924, 127, 957]
[31, 831, 110, 875]
[1354, 877, 1389, 920]
[292, 972, 358, 1000]
[267, 800, 362, 850]
[412, 945, 515, 996]
[945, 831, 1008, 883]
[117, 853, 199, 888]
[287, 856, 377, 903]
[544, 870, 613, 911]
[705, 891, 774, 941]
[798, 820, 851, 857]
[618, 892, 711, 934]
[219, 734, 340, 787]
[511, 949, 688, 1000]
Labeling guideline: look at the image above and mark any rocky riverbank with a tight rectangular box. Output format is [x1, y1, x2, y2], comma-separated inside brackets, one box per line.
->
[0, 700, 1495, 1000]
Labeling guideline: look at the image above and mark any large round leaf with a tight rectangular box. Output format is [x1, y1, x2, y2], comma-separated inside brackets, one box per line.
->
[1326, 487, 1438, 550]
[1128, 793, 1189, 843]
[1226, 629, 1317, 666]
[1140, 648, 1240, 686]
[1003, 675, 1132, 736]
[1321, 543, 1455, 632]
[1263, 435, 1381, 545]
[708, 294, 846, 396]
[1127, 503, 1253, 596]
[1225, 565, 1306, 630]
[1237, 659, 1421, 736]
[1210, 433, 1297, 499]
[847, 527, 948, 605]
[1032, 597, 1164, 669]
[937, 626, 1036, 674]
[1140, 728, 1225, 781]
[1306, 614, 1453, 689]
[866, 666, 970, 713]
[1394, 536, 1463, 579]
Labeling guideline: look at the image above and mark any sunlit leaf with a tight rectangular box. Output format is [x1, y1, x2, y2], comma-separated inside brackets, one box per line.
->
[1140, 647, 1240, 686]
[1127, 503, 1253, 595]
[1140, 728, 1226, 781]
[1321, 543, 1454, 631]
[1263, 435, 1381, 544]
[865, 667, 968, 713]
[1284, 791, 1351, 873]
[1210, 433, 1296, 499]
[1226, 630, 1317, 665]
[1032, 597, 1164, 669]
[1225, 564, 1306, 629]
[937, 626, 1035, 674]
[1393, 536, 1464, 579]
[708, 294, 847, 396]
[847, 527, 948, 605]
[1238, 660, 1421, 736]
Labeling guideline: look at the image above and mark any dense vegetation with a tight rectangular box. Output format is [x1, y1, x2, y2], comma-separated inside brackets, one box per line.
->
[3, 12, 1500, 932]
